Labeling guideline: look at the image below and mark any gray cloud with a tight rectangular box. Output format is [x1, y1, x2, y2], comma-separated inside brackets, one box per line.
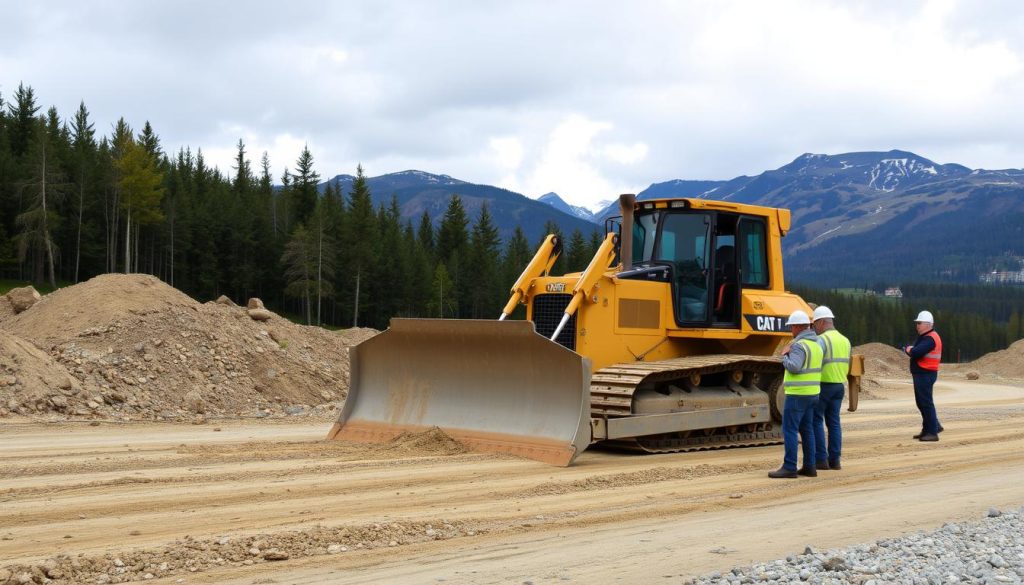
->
[3, 0, 1023, 207]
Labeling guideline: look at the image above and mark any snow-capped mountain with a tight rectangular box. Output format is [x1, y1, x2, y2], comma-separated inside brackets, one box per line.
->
[537, 192, 598, 222]
[577, 150, 1024, 285]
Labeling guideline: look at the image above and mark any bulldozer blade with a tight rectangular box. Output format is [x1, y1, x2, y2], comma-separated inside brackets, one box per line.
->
[327, 318, 593, 466]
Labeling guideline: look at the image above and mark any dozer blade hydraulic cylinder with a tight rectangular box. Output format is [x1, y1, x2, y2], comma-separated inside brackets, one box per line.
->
[327, 318, 593, 466]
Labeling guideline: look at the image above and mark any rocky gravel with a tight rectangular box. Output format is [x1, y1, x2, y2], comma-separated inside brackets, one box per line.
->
[688, 508, 1024, 584]
[0, 520, 480, 584]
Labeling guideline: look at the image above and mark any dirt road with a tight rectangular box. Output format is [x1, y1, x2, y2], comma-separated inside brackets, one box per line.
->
[3, 377, 1023, 584]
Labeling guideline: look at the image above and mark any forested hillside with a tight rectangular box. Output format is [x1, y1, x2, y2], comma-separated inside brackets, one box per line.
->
[3, 82, 1023, 357]
[793, 284, 1024, 361]
[0, 83, 602, 328]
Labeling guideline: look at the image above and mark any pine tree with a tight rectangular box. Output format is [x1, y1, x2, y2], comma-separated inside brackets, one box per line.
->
[417, 211, 434, 258]
[15, 122, 66, 287]
[372, 196, 407, 325]
[502, 226, 532, 291]
[281, 223, 316, 324]
[70, 102, 97, 283]
[310, 196, 338, 325]
[566, 228, 589, 273]
[427, 263, 456, 318]
[291, 146, 319, 227]
[437, 195, 470, 316]
[7, 82, 39, 157]
[138, 121, 162, 159]
[469, 202, 501, 318]
[344, 165, 377, 326]
[402, 221, 431, 316]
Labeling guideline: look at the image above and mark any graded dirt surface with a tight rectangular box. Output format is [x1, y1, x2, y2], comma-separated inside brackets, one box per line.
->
[3, 377, 1023, 584]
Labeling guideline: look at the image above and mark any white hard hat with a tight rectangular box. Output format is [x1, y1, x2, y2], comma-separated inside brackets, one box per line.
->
[812, 306, 835, 321]
[786, 310, 811, 326]
[914, 310, 934, 323]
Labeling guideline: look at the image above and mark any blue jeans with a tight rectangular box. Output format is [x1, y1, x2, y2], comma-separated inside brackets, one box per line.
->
[782, 393, 818, 471]
[913, 371, 941, 434]
[814, 382, 844, 465]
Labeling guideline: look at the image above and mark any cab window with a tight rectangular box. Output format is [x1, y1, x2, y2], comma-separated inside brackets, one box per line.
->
[631, 211, 659, 264]
[739, 218, 768, 286]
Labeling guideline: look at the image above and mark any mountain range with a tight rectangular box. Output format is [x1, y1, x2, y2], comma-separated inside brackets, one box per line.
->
[316, 150, 1024, 286]
[320, 170, 598, 246]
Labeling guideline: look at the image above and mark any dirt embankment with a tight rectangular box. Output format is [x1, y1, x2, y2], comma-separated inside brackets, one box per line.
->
[0, 274, 378, 420]
[957, 339, 1024, 380]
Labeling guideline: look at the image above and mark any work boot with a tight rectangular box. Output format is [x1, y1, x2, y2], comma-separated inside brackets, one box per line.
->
[797, 466, 817, 477]
[828, 460, 841, 470]
[768, 467, 798, 479]
[816, 460, 831, 470]
[918, 433, 939, 442]
[913, 425, 945, 439]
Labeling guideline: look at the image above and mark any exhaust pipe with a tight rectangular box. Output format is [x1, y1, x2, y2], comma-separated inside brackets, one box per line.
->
[618, 193, 636, 271]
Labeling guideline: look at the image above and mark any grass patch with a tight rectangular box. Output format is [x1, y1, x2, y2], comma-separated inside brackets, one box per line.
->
[0, 279, 67, 296]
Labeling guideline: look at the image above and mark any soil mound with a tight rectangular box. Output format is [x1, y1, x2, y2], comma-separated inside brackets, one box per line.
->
[0, 333, 83, 416]
[0, 274, 379, 420]
[336, 327, 380, 346]
[855, 342, 909, 380]
[378, 427, 470, 456]
[4, 274, 196, 346]
[0, 291, 18, 322]
[963, 339, 1024, 379]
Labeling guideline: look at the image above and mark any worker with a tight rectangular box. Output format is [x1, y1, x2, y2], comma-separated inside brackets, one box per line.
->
[904, 310, 943, 441]
[811, 306, 851, 470]
[769, 309, 822, 479]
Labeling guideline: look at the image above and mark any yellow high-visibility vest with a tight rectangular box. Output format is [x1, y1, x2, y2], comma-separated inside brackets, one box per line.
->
[783, 337, 823, 396]
[819, 329, 852, 384]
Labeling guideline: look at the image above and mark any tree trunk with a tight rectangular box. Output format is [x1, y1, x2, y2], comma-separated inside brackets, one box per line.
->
[353, 268, 360, 327]
[75, 178, 84, 283]
[169, 196, 175, 286]
[39, 143, 56, 289]
[124, 207, 131, 273]
[316, 222, 323, 326]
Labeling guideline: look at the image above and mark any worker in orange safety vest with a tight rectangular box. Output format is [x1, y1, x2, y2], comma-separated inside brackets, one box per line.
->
[903, 310, 943, 442]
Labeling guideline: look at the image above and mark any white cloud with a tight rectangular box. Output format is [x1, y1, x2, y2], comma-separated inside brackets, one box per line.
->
[204, 130, 310, 179]
[488, 137, 524, 170]
[494, 115, 646, 206]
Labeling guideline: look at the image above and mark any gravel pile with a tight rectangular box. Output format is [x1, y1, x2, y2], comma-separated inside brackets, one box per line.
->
[689, 508, 1024, 584]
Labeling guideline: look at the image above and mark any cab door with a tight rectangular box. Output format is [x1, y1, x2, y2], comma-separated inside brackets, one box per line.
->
[656, 212, 712, 326]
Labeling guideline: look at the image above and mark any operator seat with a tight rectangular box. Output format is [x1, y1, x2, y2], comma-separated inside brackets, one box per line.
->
[713, 245, 736, 320]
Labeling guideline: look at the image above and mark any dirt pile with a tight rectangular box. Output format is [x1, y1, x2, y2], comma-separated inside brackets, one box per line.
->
[962, 339, 1024, 380]
[0, 334, 83, 415]
[0, 294, 16, 322]
[854, 342, 909, 381]
[378, 427, 471, 456]
[0, 274, 379, 420]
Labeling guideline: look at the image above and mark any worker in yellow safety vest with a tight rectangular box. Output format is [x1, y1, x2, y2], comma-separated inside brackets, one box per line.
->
[769, 310, 823, 479]
[811, 306, 851, 470]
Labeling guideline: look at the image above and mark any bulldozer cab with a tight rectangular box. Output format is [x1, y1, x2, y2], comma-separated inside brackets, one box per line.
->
[625, 205, 769, 329]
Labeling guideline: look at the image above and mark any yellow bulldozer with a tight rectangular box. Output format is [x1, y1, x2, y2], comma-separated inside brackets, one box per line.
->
[328, 194, 864, 465]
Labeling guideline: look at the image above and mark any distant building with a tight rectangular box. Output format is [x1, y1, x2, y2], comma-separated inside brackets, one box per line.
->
[979, 271, 1024, 284]
[884, 287, 903, 298]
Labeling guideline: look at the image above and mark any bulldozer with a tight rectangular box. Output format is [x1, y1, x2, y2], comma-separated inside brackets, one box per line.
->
[328, 194, 864, 465]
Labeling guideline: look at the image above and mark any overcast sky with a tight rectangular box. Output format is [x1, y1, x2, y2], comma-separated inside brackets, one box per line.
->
[3, 0, 1023, 209]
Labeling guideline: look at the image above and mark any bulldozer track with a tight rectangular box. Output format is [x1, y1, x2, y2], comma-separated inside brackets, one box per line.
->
[590, 354, 784, 453]
[601, 427, 782, 454]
